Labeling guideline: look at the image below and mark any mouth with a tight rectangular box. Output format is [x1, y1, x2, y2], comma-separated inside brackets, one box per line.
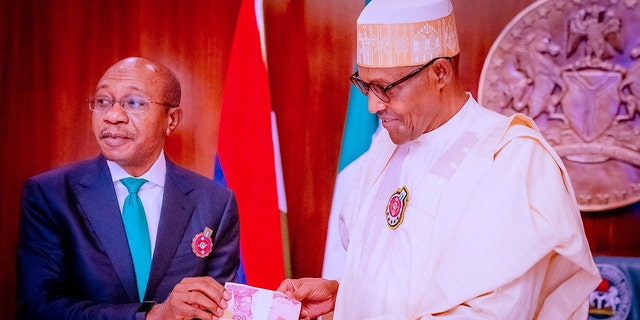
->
[378, 115, 397, 126]
[99, 130, 133, 146]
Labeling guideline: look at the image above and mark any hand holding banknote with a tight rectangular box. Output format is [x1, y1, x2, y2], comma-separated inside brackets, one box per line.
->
[222, 282, 302, 320]
[277, 278, 339, 320]
[146, 276, 230, 320]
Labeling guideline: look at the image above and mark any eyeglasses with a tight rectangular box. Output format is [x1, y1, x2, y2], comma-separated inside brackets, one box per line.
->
[349, 56, 451, 102]
[87, 97, 176, 113]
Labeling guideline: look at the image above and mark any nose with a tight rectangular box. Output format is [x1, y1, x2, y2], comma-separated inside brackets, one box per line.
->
[103, 101, 129, 123]
[367, 92, 386, 114]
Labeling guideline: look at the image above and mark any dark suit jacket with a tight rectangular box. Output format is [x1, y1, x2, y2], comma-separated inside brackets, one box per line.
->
[17, 155, 240, 319]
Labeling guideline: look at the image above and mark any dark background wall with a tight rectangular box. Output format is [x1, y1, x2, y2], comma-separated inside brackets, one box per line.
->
[2, 0, 638, 317]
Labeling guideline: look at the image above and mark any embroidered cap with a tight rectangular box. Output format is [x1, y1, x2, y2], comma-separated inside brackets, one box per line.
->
[356, 0, 460, 68]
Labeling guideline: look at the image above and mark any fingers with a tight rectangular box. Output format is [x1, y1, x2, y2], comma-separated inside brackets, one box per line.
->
[278, 278, 324, 301]
[299, 307, 310, 319]
[177, 277, 231, 305]
[277, 278, 339, 319]
[148, 301, 214, 320]
[277, 278, 300, 293]
[159, 301, 216, 319]
[149, 277, 231, 319]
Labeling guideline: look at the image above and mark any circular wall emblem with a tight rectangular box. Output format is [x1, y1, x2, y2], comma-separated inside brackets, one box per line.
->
[478, 0, 640, 211]
[588, 263, 632, 320]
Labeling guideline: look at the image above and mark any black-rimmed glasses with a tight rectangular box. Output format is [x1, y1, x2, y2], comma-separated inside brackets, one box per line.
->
[88, 97, 177, 113]
[349, 56, 451, 102]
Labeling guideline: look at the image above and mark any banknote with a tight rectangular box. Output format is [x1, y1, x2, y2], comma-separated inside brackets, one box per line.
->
[221, 282, 301, 320]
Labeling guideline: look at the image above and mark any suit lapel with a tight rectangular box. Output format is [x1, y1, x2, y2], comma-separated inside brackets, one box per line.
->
[145, 159, 196, 299]
[73, 156, 138, 302]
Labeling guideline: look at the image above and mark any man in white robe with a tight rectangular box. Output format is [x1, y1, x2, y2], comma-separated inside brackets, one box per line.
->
[278, 0, 601, 319]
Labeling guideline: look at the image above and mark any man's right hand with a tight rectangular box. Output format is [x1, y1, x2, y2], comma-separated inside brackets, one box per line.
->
[146, 277, 231, 320]
[277, 277, 339, 320]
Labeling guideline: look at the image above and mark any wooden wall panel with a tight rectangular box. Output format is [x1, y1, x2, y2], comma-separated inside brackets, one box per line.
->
[263, 0, 363, 280]
[0, 1, 239, 317]
[2, 0, 639, 317]
[453, 0, 534, 97]
[583, 203, 640, 256]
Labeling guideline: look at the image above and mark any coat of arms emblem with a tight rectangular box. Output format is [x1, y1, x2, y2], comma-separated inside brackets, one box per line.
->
[479, 0, 640, 211]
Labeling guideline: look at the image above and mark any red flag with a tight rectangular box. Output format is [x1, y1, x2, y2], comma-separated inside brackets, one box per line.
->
[216, 0, 284, 289]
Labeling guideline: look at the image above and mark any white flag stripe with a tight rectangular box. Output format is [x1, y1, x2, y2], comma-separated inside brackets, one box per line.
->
[271, 111, 287, 213]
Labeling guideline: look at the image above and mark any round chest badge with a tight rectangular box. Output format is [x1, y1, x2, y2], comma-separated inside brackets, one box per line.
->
[386, 186, 409, 230]
[192, 227, 214, 258]
[588, 263, 632, 320]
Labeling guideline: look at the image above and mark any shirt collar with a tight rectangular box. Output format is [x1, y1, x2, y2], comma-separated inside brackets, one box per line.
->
[411, 94, 473, 145]
[107, 152, 167, 187]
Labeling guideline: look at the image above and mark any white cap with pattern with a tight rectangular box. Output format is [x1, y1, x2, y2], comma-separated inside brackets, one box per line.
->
[356, 0, 459, 68]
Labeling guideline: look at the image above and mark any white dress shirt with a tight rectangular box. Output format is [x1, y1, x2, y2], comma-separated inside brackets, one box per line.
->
[107, 152, 166, 257]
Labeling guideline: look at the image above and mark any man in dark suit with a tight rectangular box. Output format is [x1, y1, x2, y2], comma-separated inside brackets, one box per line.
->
[17, 57, 240, 320]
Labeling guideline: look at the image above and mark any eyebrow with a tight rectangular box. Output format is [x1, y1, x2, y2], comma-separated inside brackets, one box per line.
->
[95, 84, 144, 92]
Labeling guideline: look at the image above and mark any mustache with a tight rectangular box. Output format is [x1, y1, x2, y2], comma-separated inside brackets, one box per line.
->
[377, 111, 396, 122]
[99, 128, 134, 139]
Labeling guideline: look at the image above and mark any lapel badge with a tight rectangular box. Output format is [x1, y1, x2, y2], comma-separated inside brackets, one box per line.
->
[192, 227, 214, 258]
[386, 186, 409, 230]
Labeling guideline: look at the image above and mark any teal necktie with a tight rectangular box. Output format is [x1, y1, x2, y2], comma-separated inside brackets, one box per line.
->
[120, 177, 152, 302]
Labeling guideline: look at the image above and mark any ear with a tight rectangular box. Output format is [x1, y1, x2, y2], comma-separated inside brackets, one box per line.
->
[432, 59, 453, 89]
[166, 107, 183, 136]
